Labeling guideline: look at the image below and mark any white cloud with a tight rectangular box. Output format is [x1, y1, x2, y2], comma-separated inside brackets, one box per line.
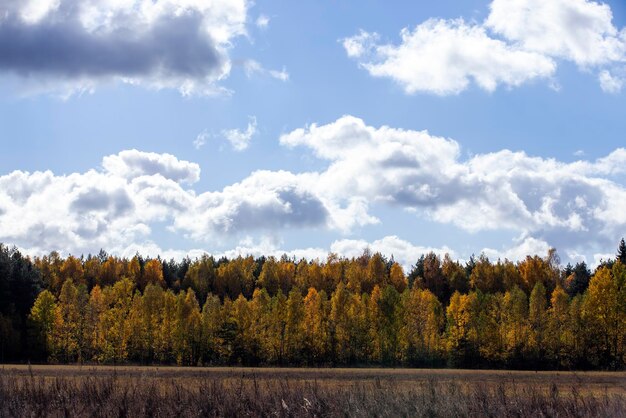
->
[0, 0, 251, 95]
[269, 67, 289, 81]
[344, 0, 626, 94]
[342, 30, 380, 58]
[102, 149, 201, 184]
[58, 232, 566, 274]
[3, 119, 626, 263]
[0, 151, 202, 256]
[0, 150, 332, 256]
[126, 235, 452, 274]
[194, 130, 210, 149]
[243, 59, 290, 81]
[215, 235, 454, 273]
[281, 116, 626, 255]
[255, 14, 270, 29]
[118, 234, 552, 275]
[343, 19, 556, 95]
[486, 0, 625, 66]
[481, 236, 552, 262]
[599, 69, 624, 93]
[330, 235, 453, 272]
[243, 60, 263, 77]
[172, 169, 329, 238]
[222, 116, 258, 151]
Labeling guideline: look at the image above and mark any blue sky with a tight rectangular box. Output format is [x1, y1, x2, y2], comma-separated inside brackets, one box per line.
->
[1, 0, 626, 269]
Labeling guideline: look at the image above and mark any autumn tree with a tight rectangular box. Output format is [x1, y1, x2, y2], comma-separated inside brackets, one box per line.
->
[141, 259, 165, 290]
[528, 281, 548, 364]
[51, 280, 89, 362]
[518, 255, 549, 294]
[295, 260, 324, 292]
[9, 239, 626, 369]
[501, 286, 528, 365]
[445, 291, 478, 366]
[329, 282, 352, 364]
[546, 285, 571, 367]
[29, 290, 57, 359]
[322, 253, 343, 294]
[583, 266, 623, 368]
[258, 257, 280, 296]
[60, 255, 84, 287]
[285, 289, 305, 363]
[389, 262, 407, 293]
[94, 278, 134, 362]
[302, 287, 328, 363]
[399, 288, 443, 365]
[200, 293, 223, 364]
[442, 255, 468, 294]
[217, 256, 256, 299]
[365, 253, 387, 293]
[470, 254, 499, 293]
[179, 256, 212, 305]
[126, 255, 141, 286]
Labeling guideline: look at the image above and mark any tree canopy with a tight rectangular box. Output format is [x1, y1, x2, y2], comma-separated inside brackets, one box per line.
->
[1, 241, 625, 369]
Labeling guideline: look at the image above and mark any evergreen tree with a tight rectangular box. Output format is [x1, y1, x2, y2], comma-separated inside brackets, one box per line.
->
[566, 262, 591, 297]
[617, 238, 626, 265]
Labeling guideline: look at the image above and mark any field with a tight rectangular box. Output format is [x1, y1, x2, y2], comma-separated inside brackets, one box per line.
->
[1, 366, 625, 417]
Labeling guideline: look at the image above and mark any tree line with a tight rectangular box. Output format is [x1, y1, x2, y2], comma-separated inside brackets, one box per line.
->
[1, 241, 625, 369]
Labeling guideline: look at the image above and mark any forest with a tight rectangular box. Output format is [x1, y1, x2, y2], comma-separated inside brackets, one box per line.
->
[0, 241, 625, 370]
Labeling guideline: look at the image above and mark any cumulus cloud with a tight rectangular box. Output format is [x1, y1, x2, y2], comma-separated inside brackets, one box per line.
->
[118, 234, 555, 274]
[102, 149, 201, 184]
[215, 235, 455, 273]
[481, 236, 552, 262]
[173, 170, 328, 237]
[344, 0, 626, 94]
[221, 116, 258, 151]
[342, 20, 556, 95]
[130, 235, 453, 274]
[0, 0, 250, 95]
[0, 150, 334, 255]
[281, 116, 626, 256]
[330, 236, 454, 271]
[0, 151, 204, 255]
[486, 0, 625, 66]
[3, 119, 626, 263]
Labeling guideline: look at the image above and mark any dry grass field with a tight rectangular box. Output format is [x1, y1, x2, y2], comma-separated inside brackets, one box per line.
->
[1, 365, 625, 417]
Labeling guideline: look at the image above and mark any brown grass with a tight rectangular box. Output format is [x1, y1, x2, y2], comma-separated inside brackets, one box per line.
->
[1, 365, 625, 417]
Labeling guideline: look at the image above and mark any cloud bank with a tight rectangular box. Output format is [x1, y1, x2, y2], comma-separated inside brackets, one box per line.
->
[343, 0, 626, 94]
[2, 117, 626, 266]
[281, 116, 626, 253]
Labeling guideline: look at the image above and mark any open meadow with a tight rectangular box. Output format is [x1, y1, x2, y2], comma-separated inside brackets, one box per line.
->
[1, 365, 625, 417]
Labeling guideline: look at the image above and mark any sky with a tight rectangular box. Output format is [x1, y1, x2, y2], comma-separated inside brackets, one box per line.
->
[1, 0, 626, 270]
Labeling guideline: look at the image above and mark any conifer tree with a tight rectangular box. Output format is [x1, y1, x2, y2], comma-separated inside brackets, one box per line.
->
[617, 238, 626, 265]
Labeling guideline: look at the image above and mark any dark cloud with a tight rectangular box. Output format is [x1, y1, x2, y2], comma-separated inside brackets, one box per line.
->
[226, 188, 329, 233]
[0, 12, 223, 80]
[70, 188, 134, 217]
